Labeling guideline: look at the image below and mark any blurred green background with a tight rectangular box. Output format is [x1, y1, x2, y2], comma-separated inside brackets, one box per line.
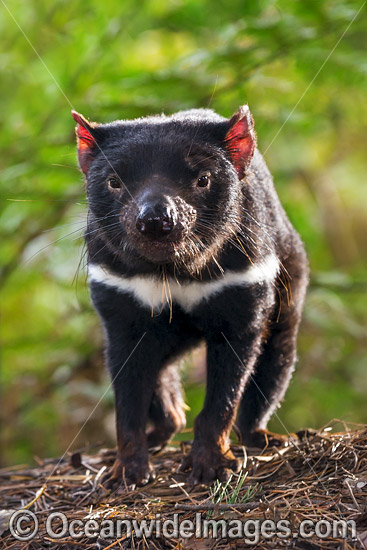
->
[1, 0, 366, 467]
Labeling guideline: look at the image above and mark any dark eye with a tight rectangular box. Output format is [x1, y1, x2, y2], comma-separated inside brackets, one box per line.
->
[107, 176, 121, 190]
[197, 175, 210, 188]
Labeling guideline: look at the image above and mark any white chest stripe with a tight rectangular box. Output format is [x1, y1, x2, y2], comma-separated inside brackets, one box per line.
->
[88, 255, 279, 312]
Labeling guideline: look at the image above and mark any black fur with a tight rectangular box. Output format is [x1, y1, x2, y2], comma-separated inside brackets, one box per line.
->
[72, 106, 308, 486]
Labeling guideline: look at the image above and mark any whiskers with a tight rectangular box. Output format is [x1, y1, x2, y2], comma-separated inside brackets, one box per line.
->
[195, 207, 293, 315]
[26, 212, 119, 263]
[22, 210, 123, 299]
[161, 265, 173, 322]
[170, 221, 223, 279]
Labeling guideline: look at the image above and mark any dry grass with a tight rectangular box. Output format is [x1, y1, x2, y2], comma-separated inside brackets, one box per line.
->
[1, 421, 367, 549]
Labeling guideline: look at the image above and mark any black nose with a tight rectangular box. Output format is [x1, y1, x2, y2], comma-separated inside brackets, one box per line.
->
[136, 204, 175, 239]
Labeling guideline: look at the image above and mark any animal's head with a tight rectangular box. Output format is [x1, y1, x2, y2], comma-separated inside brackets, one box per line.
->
[72, 106, 256, 273]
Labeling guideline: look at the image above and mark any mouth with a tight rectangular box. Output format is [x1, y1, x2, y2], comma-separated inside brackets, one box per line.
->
[132, 237, 182, 263]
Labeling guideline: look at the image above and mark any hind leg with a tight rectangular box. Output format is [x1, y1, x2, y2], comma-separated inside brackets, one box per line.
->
[147, 364, 186, 450]
[237, 247, 308, 447]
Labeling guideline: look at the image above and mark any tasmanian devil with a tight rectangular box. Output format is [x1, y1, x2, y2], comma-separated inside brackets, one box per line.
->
[72, 105, 308, 486]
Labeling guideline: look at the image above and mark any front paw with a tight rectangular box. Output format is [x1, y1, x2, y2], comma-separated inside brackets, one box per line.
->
[242, 429, 298, 449]
[103, 456, 155, 489]
[179, 446, 242, 484]
[147, 428, 171, 451]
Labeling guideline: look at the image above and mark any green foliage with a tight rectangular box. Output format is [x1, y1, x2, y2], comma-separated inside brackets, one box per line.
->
[210, 472, 260, 506]
[1, 0, 366, 465]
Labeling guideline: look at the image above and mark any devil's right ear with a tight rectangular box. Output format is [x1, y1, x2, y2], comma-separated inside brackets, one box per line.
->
[72, 110, 99, 175]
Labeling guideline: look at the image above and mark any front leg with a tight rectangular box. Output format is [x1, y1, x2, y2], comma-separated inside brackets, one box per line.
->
[91, 284, 167, 487]
[107, 332, 162, 487]
[182, 289, 272, 484]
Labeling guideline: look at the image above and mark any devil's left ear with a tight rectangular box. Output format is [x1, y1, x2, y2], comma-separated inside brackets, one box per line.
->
[72, 110, 99, 176]
[224, 105, 256, 180]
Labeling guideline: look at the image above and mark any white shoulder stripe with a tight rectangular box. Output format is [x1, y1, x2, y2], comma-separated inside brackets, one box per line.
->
[88, 254, 279, 312]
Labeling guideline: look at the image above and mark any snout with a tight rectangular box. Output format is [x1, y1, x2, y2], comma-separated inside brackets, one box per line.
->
[122, 193, 197, 263]
[135, 203, 176, 240]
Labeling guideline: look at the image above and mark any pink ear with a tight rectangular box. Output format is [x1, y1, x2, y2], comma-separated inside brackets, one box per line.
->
[72, 110, 97, 175]
[224, 105, 256, 179]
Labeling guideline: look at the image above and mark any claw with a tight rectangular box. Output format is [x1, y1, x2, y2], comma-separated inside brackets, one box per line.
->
[179, 447, 243, 484]
[218, 467, 232, 482]
[243, 429, 298, 449]
[178, 453, 193, 472]
[101, 456, 155, 488]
